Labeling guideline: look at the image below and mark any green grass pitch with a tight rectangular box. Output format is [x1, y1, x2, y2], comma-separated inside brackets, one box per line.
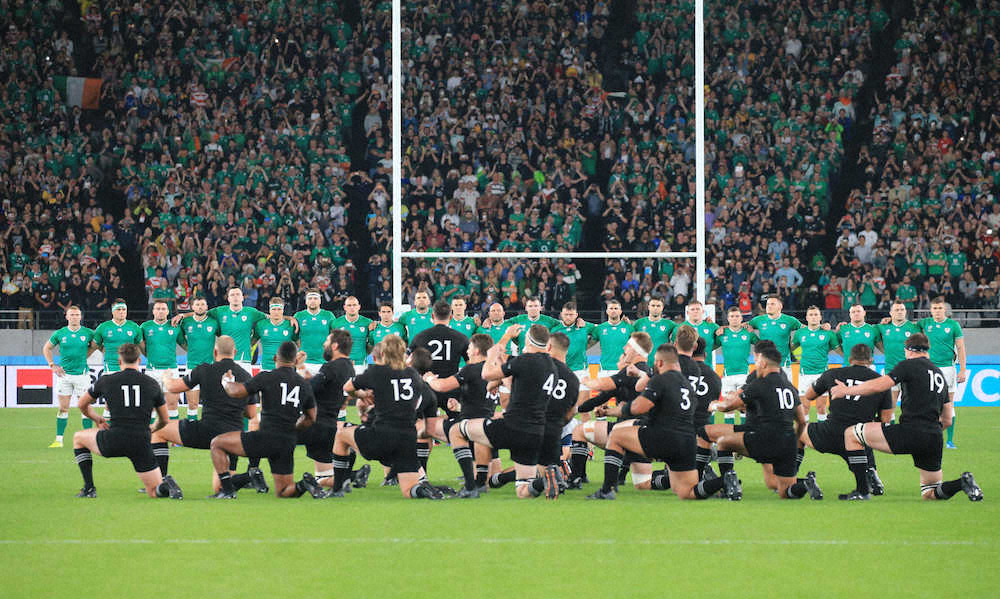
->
[0, 407, 996, 598]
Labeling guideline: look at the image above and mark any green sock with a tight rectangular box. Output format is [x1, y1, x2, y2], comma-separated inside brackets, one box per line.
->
[946, 417, 955, 444]
[56, 414, 68, 437]
[82, 417, 93, 430]
[187, 409, 198, 420]
[243, 417, 249, 432]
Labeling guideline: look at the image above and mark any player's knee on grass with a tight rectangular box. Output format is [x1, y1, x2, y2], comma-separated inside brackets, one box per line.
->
[631, 463, 653, 489]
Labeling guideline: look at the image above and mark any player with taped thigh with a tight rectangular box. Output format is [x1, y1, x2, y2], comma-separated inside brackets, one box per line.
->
[449, 324, 557, 499]
[158, 336, 257, 492]
[799, 344, 893, 500]
[830, 333, 982, 502]
[588, 343, 723, 500]
[44, 305, 96, 447]
[72, 343, 182, 500]
[568, 332, 654, 489]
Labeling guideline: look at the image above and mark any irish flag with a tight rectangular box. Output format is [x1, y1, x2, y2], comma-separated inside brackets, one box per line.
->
[53, 76, 102, 109]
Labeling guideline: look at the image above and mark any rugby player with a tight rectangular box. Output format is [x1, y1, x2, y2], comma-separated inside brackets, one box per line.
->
[44, 305, 96, 446]
[918, 297, 967, 448]
[92, 299, 143, 422]
[254, 298, 298, 372]
[399, 290, 434, 339]
[72, 343, 182, 499]
[715, 306, 756, 424]
[214, 342, 320, 499]
[409, 301, 469, 418]
[830, 334, 982, 501]
[178, 297, 220, 420]
[293, 289, 336, 376]
[332, 296, 373, 373]
[877, 302, 921, 418]
[509, 297, 560, 352]
[139, 300, 185, 421]
[632, 297, 676, 368]
[747, 297, 801, 379]
[369, 302, 407, 346]
[790, 306, 839, 421]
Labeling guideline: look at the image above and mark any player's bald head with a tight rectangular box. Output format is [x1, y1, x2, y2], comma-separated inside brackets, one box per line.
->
[215, 336, 236, 358]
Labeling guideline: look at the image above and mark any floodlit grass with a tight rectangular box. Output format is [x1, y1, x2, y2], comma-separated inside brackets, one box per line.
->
[0, 408, 996, 598]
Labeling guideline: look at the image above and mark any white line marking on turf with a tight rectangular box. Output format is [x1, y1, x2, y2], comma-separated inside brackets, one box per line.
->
[0, 538, 991, 547]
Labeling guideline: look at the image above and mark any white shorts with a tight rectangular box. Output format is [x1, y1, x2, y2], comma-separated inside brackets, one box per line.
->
[940, 365, 957, 392]
[354, 364, 367, 375]
[56, 373, 91, 398]
[302, 363, 323, 376]
[145, 368, 177, 393]
[560, 419, 579, 439]
[721, 373, 748, 394]
[798, 373, 821, 396]
[781, 366, 794, 381]
[235, 360, 253, 375]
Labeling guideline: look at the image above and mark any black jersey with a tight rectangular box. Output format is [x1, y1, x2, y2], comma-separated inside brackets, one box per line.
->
[500, 351, 557, 435]
[455, 361, 493, 419]
[888, 357, 948, 431]
[641, 370, 696, 433]
[608, 362, 650, 405]
[414, 377, 438, 420]
[183, 359, 256, 431]
[812, 365, 892, 427]
[310, 357, 355, 427]
[741, 371, 799, 431]
[678, 355, 720, 413]
[353, 364, 421, 430]
[546, 360, 581, 426]
[89, 369, 164, 434]
[244, 367, 316, 438]
[410, 324, 469, 378]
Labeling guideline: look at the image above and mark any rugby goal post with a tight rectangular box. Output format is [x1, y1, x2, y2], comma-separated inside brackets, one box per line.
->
[390, 0, 707, 314]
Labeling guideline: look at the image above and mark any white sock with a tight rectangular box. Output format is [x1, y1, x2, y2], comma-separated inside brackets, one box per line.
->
[817, 413, 827, 422]
[168, 409, 179, 419]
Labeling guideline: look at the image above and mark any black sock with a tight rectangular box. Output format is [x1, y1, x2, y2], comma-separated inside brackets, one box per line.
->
[453, 446, 476, 490]
[864, 446, 876, 471]
[489, 470, 516, 488]
[618, 454, 631, 485]
[786, 480, 807, 499]
[228, 455, 238, 471]
[651, 469, 671, 490]
[74, 448, 94, 489]
[347, 448, 357, 471]
[417, 441, 431, 473]
[231, 472, 251, 489]
[694, 477, 725, 499]
[602, 450, 623, 493]
[218, 471, 235, 494]
[569, 441, 588, 478]
[717, 451, 735, 474]
[475, 465, 488, 488]
[934, 479, 963, 500]
[332, 453, 351, 491]
[248, 456, 261, 470]
[152, 442, 170, 476]
[531, 477, 545, 495]
[845, 449, 870, 494]
[292, 480, 307, 498]
[155, 480, 170, 497]
[696, 447, 711, 479]
[795, 447, 805, 475]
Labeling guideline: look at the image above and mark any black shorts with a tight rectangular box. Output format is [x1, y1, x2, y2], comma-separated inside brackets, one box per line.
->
[178, 419, 236, 450]
[637, 427, 697, 472]
[97, 429, 156, 473]
[743, 426, 798, 477]
[483, 418, 543, 466]
[610, 420, 651, 465]
[297, 422, 336, 463]
[694, 409, 712, 429]
[241, 431, 296, 476]
[807, 421, 848, 456]
[538, 423, 564, 467]
[354, 424, 419, 474]
[881, 422, 943, 472]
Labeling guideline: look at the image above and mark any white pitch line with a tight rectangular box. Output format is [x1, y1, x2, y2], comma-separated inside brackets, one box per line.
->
[0, 538, 991, 547]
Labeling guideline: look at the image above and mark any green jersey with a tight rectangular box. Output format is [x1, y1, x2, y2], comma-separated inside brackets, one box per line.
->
[551, 321, 596, 371]
[332, 315, 374, 365]
[717, 327, 757, 375]
[918, 317, 963, 367]
[510, 314, 560, 351]
[837, 323, 881, 358]
[593, 320, 634, 371]
[633, 317, 677, 367]
[748, 314, 801, 366]
[369, 321, 407, 346]
[293, 309, 336, 364]
[449, 316, 477, 338]
[792, 327, 839, 375]
[209, 306, 267, 362]
[671, 320, 720, 353]
[878, 321, 921, 371]
[254, 318, 298, 370]
[49, 326, 95, 375]
[140, 320, 184, 369]
[476, 320, 515, 353]
[180, 315, 219, 368]
[93, 320, 142, 371]
[400, 309, 433, 339]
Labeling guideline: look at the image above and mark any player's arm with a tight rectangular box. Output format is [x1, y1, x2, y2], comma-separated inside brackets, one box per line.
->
[296, 405, 316, 430]
[425, 373, 460, 393]
[710, 390, 745, 413]
[602, 395, 653, 418]
[793, 403, 807, 438]
[955, 337, 967, 382]
[940, 401, 954, 429]
[151, 402, 169, 432]
[285, 315, 299, 333]
[171, 311, 194, 326]
[165, 375, 192, 393]
[800, 384, 819, 408]
[224, 375, 250, 398]
[77, 391, 106, 428]
[627, 363, 650, 392]
[829, 375, 894, 398]
[43, 340, 65, 376]
[581, 374, 616, 392]
[481, 341, 510, 381]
